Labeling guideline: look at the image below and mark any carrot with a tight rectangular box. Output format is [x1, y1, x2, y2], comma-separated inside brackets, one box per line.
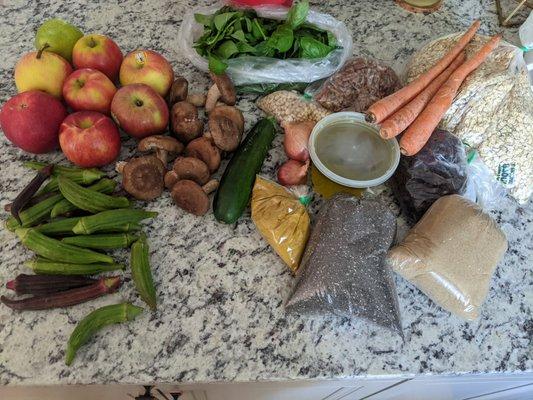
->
[400, 34, 502, 156]
[379, 52, 466, 139]
[367, 20, 481, 124]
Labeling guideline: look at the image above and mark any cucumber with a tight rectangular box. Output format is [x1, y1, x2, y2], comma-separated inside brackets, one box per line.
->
[214, 117, 277, 224]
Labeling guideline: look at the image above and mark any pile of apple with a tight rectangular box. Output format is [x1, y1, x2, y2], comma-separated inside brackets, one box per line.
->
[0, 19, 174, 167]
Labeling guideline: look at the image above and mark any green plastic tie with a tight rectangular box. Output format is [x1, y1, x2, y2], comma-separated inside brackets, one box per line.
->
[299, 195, 312, 206]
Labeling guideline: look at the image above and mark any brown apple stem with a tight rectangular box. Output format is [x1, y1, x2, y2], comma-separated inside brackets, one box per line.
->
[36, 43, 50, 59]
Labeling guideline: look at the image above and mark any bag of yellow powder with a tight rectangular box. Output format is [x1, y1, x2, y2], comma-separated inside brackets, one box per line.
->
[251, 176, 311, 273]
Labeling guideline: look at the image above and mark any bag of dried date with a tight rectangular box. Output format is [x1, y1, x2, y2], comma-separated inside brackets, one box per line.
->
[309, 57, 400, 112]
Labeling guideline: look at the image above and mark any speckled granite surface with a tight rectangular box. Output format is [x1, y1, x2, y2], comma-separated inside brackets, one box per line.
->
[0, 0, 531, 386]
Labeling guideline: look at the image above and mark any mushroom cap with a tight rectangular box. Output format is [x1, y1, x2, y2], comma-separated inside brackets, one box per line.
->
[209, 72, 236, 106]
[208, 116, 241, 152]
[164, 170, 179, 189]
[170, 101, 204, 143]
[138, 135, 184, 154]
[168, 76, 189, 106]
[172, 156, 210, 185]
[210, 105, 244, 133]
[122, 156, 165, 201]
[185, 137, 221, 173]
[171, 179, 210, 216]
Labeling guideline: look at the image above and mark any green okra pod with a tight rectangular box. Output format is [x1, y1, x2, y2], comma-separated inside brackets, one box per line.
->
[34, 217, 83, 235]
[16, 228, 114, 264]
[62, 233, 139, 250]
[5, 193, 64, 231]
[24, 161, 105, 182]
[73, 209, 158, 235]
[65, 302, 143, 366]
[58, 176, 129, 214]
[130, 233, 157, 310]
[51, 178, 117, 218]
[27, 258, 125, 275]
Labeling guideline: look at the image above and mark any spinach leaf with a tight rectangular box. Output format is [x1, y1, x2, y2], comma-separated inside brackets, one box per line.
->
[194, 13, 213, 27]
[214, 12, 238, 31]
[252, 18, 267, 40]
[299, 36, 333, 59]
[231, 30, 246, 42]
[327, 31, 337, 47]
[255, 40, 275, 57]
[236, 41, 257, 53]
[216, 40, 239, 59]
[208, 54, 228, 74]
[268, 24, 293, 52]
[286, 0, 309, 29]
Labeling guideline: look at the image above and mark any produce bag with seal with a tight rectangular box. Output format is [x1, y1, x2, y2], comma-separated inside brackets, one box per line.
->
[390, 128, 468, 224]
[387, 195, 508, 320]
[308, 57, 401, 112]
[251, 176, 311, 272]
[286, 194, 402, 336]
[406, 34, 533, 204]
[177, 2, 352, 86]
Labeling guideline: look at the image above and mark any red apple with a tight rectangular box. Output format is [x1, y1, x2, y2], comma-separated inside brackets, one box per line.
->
[59, 111, 121, 167]
[0, 91, 67, 154]
[72, 34, 123, 81]
[110, 83, 169, 139]
[119, 49, 174, 97]
[63, 68, 117, 114]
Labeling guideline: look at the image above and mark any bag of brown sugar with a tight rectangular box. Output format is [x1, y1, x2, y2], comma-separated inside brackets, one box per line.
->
[387, 194, 507, 320]
[251, 176, 311, 273]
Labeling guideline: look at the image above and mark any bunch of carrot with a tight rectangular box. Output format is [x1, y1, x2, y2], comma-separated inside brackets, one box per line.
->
[366, 20, 501, 156]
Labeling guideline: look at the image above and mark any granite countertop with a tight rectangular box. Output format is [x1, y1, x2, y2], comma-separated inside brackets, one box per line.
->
[0, 0, 532, 387]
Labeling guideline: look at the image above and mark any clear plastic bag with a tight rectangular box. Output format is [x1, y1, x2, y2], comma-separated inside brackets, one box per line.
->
[177, 3, 353, 86]
[251, 176, 311, 272]
[390, 128, 468, 225]
[286, 194, 402, 336]
[463, 149, 507, 211]
[308, 57, 400, 112]
[387, 195, 508, 321]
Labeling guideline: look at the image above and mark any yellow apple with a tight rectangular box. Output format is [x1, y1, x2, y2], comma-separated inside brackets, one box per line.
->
[119, 50, 174, 97]
[15, 51, 73, 99]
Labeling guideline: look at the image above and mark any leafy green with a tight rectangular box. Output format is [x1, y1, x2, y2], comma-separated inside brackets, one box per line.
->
[193, 1, 339, 74]
[286, 0, 309, 29]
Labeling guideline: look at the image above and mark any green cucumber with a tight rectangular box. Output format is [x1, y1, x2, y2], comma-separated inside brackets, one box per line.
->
[213, 117, 277, 224]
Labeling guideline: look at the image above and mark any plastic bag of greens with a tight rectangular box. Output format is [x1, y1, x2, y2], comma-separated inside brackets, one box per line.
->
[177, 1, 352, 85]
[286, 194, 402, 336]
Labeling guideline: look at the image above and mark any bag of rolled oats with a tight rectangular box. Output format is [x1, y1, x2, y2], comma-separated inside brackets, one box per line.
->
[406, 34, 533, 204]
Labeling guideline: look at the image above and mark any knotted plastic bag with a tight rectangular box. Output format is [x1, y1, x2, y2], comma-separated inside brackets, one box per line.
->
[251, 176, 310, 272]
[387, 195, 508, 320]
[286, 194, 402, 335]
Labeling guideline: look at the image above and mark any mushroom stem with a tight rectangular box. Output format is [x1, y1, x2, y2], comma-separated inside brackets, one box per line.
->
[156, 149, 168, 165]
[202, 180, 219, 194]
[205, 84, 221, 113]
[115, 161, 127, 174]
[187, 93, 207, 107]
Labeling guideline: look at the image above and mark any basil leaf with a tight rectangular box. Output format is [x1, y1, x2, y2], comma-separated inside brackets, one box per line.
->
[286, 0, 309, 29]
[299, 36, 333, 59]
[236, 42, 256, 53]
[214, 12, 237, 31]
[194, 13, 213, 27]
[208, 54, 228, 74]
[268, 24, 293, 52]
[216, 40, 239, 59]
[231, 30, 246, 42]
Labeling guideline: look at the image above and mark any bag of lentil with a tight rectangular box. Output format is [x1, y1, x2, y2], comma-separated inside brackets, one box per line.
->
[387, 195, 508, 320]
[286, 194, 402, 336]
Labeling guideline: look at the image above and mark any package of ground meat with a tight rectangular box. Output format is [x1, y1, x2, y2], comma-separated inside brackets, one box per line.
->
[286, 194, 402, 336]
[312, 57, 400, 112]
[390, 128, 468, 224]
[406, 34, 533, 204]
[387, 195, 508, 320]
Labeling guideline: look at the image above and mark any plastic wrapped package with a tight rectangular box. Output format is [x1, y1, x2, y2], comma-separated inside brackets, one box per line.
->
[387, 195, 508, 320]
[257, 90, 331, 126]
[311, 57, 400, 112]
[406, 34, 533, 204]
[251, 176, 311, 272]
[390, 128, 468, 224]
[177, 3, 353, 86]
[286, 195, 402, 335]
[464, 149, 507, 211]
